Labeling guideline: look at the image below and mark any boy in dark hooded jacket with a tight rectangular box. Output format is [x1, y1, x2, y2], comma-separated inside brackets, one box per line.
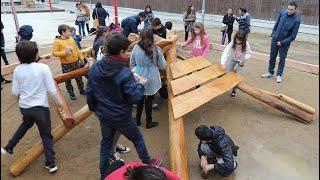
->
[195, 125, 239, 178]
[86, 33, 160, 180]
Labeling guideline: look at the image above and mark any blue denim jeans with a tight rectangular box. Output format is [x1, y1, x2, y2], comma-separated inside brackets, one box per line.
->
[268, 40, 290, 76]
[98, 116, 151, 178]
[77, 21, 86, 36]
[227, 59, 244, 93]
[5, 106, 55, 164]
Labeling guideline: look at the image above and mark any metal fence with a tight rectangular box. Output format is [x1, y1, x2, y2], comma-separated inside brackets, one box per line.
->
[90, 0, 319, 25]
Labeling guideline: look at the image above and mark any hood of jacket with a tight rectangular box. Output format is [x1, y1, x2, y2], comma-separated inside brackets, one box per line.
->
[94, 56, 127, 79]
[210, 126, 226, 143]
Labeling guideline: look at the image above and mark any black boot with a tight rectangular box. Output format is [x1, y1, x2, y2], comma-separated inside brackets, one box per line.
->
[146, 120, 159, 129]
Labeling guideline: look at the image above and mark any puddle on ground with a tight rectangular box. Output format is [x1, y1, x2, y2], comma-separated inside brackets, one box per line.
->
[251, 144, 315, 180]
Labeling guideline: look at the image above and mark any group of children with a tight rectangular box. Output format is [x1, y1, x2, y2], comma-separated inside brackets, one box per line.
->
[1, 11, 246, 179]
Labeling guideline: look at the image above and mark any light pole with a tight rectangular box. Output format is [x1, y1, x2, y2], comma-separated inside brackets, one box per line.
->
[201, 0, 205, 25]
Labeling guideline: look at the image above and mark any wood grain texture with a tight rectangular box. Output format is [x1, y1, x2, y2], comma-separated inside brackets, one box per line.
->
[54, 65, 89, 84]
[237, 82, 314, 124]
[176, 47, 193, 60]
[170, 57, 212, 79]
[172, 72, 243, 119]
[10, 105, 93, 176]
[166, 42, 189, 180]
[54, 82, 75, 127]
[259, 89, 316, 114]
[171, 64, 226, 96]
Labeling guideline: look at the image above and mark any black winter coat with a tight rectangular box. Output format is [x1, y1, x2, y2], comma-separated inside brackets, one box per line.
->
[222, 14, 235, 31]
[197, 126, 239, 176]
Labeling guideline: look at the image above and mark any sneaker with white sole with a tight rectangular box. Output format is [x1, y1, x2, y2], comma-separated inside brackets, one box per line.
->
[1, 147, 13, 155]
[276, 76, 282, 83]
[109, 152, 123, 163]
[116, 144, 130, 154]
[261, 72, 273, 78]
[45, 162, 58, 173]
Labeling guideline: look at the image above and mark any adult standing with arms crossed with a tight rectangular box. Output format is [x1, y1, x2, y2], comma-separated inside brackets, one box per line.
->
[235, 8, 251, 35]
[183, 5, 196, 41]
[261, 1, 300, 83]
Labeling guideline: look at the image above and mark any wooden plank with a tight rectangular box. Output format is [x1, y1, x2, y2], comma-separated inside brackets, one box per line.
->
[176, 47, 193, 60]
[172, 72, 243, 119]
[171, 64, 226, 96]
[166, 41, 189, 179]
[170, 57, 212, 79]
[10, 105, 93, 176]
[155, 39, 173, 49]
[237, 83, 314, 124]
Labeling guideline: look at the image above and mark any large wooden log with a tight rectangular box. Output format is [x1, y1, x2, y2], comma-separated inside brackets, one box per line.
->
[54, 65, 89, 84]
[166, 42, 189, 180]
[54, 82, 75, 127]
[259, 89, 316, 114]
[10, 105, 93, 176]
[237, 82, 314, 124]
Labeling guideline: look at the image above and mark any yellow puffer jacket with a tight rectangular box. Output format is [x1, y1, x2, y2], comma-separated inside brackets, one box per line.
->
[52, 36, 84, 64]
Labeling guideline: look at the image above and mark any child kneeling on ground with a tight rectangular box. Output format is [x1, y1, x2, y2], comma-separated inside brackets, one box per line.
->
[195, 124, 239, 178]
[220, 30, 252, 99]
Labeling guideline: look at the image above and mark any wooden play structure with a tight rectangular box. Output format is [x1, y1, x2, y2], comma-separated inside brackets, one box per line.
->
[1, 32, 315, 179]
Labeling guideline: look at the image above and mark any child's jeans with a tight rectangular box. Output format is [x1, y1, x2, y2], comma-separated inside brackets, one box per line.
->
[227, 59, 244, 93]
[5, 106, 55, 165]
[61, 61, 85, 94]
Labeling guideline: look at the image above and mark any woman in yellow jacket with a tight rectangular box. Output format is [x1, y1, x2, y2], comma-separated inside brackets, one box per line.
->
[52, 24, 86, 100]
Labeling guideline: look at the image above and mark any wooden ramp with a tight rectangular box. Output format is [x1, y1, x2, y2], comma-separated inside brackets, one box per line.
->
[169, 57, 243, 119]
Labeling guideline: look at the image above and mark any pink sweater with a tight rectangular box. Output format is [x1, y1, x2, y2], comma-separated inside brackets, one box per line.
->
[105, 162, 181, 180]
[182, 34, 210, 57]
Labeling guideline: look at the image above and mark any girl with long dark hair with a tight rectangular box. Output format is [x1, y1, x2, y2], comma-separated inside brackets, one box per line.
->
[130, 28, 167, 129]
[144, 5, 154, 29]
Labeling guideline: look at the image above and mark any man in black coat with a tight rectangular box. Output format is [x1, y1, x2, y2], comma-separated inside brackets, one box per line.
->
[121, 12, 146, 37]
[195, 125, 239, 178]
[1, 21, 9, 65]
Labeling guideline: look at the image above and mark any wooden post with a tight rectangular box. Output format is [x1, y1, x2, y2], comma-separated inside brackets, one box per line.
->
[54, 82, 75, 127]
[10, 105, 93, 176]
[54, 65, 89, 84]
[259, 89, 316, 114]
[237, 82, 314, 124]
[166, 40, 189, 179]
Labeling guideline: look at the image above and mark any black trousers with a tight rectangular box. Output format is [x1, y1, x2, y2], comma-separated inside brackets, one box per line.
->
[61, 61, 85, 94]
[184, 26, 189, 41]
[136, 95, 154, 123]
[1, 48, 9, 65]
[5, 106, 55, 164]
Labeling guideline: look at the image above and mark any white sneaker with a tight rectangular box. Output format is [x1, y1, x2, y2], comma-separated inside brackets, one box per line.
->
[44, 163, 58, 173]
[276, 76, 282, 83]
[1, 147, 12, 155]
[261, 72, 273, 78]
[116, 144, 131, 154]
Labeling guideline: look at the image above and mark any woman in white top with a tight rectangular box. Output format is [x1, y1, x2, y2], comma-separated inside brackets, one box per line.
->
[1, 41, 62, 173]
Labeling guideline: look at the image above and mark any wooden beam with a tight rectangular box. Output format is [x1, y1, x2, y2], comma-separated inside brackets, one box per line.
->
[9, 105, 93, 176]
[176, 47, 193, 60]
[54, 65, 89, 84]
[166, 41, 189, 179]
[170, 64, 225, 96]
[172, 72, 243, 119]
[54, 82, 75, 127]
[237, 82, 314, 124]
[259, 89, 316, 114]
[1, 47, 93, 76]
[170, 57, 212, 79]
